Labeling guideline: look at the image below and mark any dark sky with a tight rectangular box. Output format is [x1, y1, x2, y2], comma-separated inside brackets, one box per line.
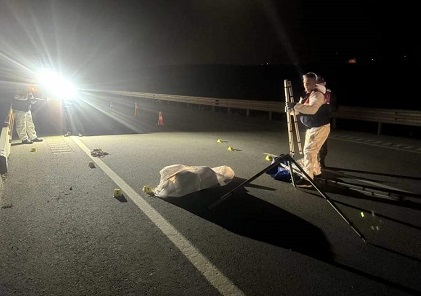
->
[302, 0, 417, 63]
[0, 0, 417, 84]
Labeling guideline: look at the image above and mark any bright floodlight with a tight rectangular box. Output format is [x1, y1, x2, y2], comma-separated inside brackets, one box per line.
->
[36, 69, 78, 99]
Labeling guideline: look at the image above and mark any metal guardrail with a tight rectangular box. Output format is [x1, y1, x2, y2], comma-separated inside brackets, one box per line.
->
[104, 90, 421, 134]
[105, 90, 284, 119]
[332, 106, 421, 134]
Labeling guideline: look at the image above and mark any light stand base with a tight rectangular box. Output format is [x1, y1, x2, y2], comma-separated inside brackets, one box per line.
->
[208, 153, 366, 243]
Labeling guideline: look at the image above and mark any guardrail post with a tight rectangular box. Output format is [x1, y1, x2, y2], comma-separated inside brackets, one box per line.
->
[246, 109, 250, 117]
[268, 111, 272, 121]
[377, 122, 382, 135]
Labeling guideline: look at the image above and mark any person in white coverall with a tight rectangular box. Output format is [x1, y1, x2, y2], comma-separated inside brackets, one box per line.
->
[286, 72, 330, 187]
[12, 87, 43, 144]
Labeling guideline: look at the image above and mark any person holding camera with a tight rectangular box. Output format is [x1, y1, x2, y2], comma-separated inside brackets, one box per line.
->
[12, 87, 43, 144]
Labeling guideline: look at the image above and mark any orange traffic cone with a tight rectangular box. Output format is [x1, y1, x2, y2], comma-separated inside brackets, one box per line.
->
[157, 111, 164, 125]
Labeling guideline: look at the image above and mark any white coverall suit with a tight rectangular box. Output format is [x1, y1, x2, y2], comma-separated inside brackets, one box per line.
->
[12, 92, 39, 142]
[293, 85, 330, 180]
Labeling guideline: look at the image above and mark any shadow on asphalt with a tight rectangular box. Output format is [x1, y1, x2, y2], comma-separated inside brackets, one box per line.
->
[311, 170, 421, 210]
[162, 178, 421, 295]
[162, 177, 334, 263]
[326, 166, 421, 182]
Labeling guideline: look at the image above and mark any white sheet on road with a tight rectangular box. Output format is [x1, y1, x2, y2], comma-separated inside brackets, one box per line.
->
[153, 164, 235, 198]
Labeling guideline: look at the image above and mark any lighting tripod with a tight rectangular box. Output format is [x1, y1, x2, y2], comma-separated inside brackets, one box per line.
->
[208, 79, 366, 243]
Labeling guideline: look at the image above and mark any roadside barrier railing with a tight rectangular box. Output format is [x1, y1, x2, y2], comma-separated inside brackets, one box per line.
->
[105, 90, 284, 119]
[103, 90, 421, 135]
[332, 106, 421, 135]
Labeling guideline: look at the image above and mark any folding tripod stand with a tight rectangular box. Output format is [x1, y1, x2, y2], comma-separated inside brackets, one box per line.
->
[208, 79, 366, 242]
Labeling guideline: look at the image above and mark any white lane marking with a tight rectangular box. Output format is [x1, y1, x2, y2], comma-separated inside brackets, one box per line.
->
[46, 136, 73, 154]
[330, 135, 421, 153]
[73, 138, 245, 296]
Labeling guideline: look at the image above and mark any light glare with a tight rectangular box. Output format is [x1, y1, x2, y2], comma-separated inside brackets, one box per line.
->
[37, 69, 78, 99]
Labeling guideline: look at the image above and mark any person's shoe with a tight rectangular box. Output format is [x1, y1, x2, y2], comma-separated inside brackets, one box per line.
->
[64, 132, 72, 137]
[320, 160, 326, 169]
[22, 139, 33, 144]
[31, 138, 43, 142]
[295, 178, 312, 188]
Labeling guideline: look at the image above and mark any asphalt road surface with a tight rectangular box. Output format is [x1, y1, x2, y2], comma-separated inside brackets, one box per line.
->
[1, 100, 421, 296]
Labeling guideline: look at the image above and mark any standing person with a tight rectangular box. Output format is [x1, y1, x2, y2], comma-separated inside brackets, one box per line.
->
[12, 86, 43, 144]
[63, 98, 84, 137]
[316, 76, 337, 168]
[286, 72, 330, 187]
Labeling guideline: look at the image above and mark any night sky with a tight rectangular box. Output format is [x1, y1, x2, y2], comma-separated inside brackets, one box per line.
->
[0, 0, 418, 84]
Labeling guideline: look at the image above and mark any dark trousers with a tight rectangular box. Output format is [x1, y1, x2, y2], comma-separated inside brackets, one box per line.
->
[63, 107, 84, 134]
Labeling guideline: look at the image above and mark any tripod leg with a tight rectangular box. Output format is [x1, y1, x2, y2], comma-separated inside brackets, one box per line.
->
[285, 155, 366, 243]
[208, 154, 288, 210]
[287, 160, 297, 188]
[292, 113, 303, 155]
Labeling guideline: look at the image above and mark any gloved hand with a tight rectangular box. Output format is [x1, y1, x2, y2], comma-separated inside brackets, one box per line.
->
[285, 101, 296, 112]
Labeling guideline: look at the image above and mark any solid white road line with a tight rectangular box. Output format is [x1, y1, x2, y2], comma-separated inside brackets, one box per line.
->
[73, 137, 246, 296]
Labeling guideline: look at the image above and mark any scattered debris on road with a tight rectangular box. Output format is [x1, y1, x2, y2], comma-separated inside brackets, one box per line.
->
[91, 148, 109, 158]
